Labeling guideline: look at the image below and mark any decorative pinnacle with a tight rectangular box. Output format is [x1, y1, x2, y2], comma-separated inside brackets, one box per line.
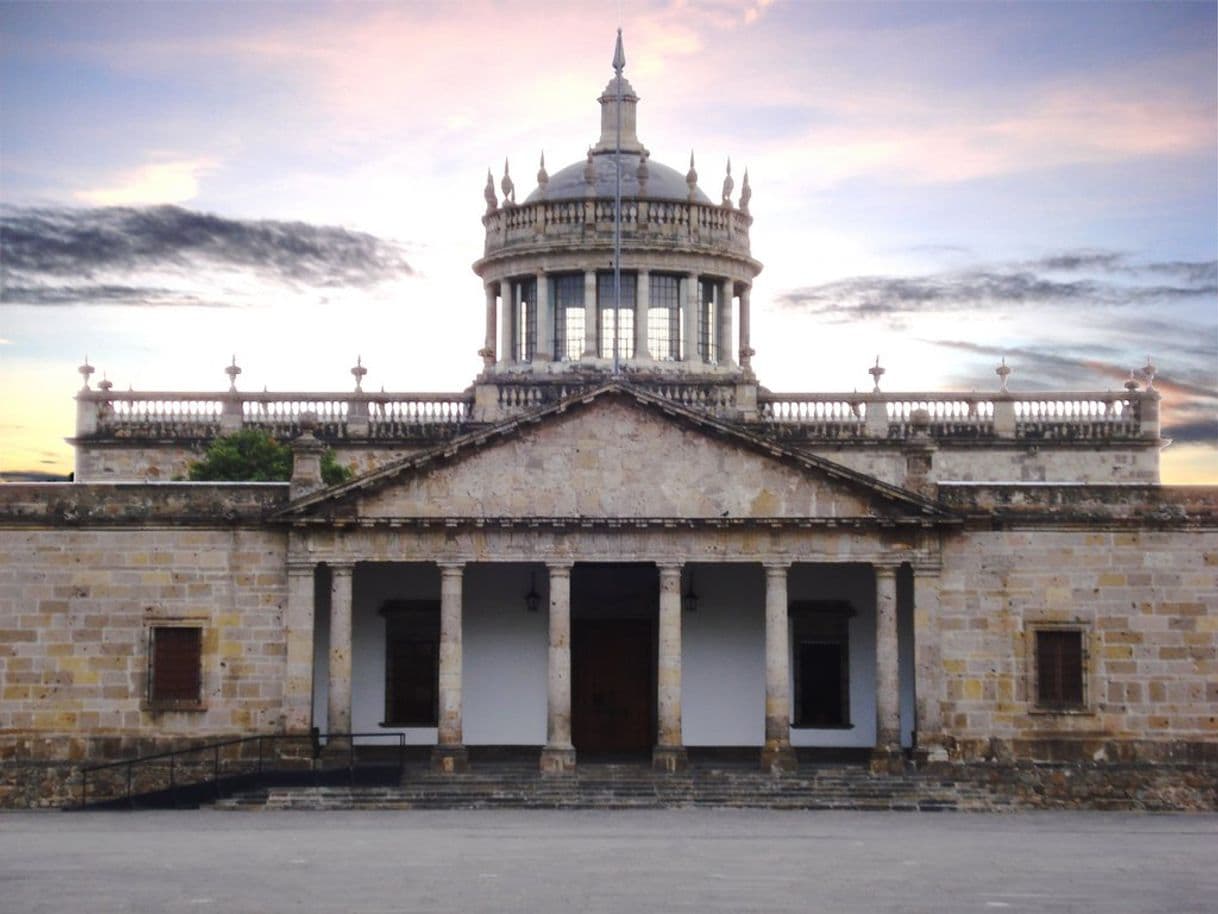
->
[1141, 355, 1156, 390]
[721, 157, 734, 208]
[739, 168, 751, 215]
[996, 357, 1012, 392]
[612, 28, 625, 74]
[537, 151, 548, 189]
[351, 355, 367, 392]
[483, 169, 497, 214]
[501, 158, 515, 204]
[686, 151, 698, 200]
[98, 375, 113, 394]
[78, 356, 95, 390]
[868, 355, 885, 393]
[1124, 370, 1140, 392]
[225, 355, 241, 392]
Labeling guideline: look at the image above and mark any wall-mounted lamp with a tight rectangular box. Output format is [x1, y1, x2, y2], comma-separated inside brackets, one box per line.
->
[682, 572, 698, 613]
[524, 571, 542, 613]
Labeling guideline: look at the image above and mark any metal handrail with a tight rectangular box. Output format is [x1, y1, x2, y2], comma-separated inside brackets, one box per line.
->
[77, 731, 407, 810]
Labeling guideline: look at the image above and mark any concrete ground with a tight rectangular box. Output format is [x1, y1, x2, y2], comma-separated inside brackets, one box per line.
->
[1, 809, 1215, 913]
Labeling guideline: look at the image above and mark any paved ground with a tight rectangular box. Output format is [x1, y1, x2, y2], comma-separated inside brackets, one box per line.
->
[1, 809, 1215, 913]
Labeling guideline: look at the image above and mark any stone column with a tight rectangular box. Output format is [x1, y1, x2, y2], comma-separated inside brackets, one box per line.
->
[682, 273, 699, 363]
[535, 272, 552, 362]
[873, 564, 902, 773]
[718, 278, 734, 367]
[482, 283, 497, 369]
[634, 269, 650, 360]
[583, 270, 598, 357]
[284, 562, 317, 734]
[500, 281, 515, 367]
[761, 562, 797, 773]
[540, 562, 576, 773]
[738, 284, 753, 371]
[327, 563, 354, 739]
[912, 569, 947, 764]
[653, 564, 687, 771]
[432, 562, 468, 772]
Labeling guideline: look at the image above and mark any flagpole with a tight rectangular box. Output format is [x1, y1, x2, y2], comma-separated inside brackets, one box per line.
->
[612, 29, 624, 375]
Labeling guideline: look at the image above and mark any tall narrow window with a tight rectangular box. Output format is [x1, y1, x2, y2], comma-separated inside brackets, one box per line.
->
[597, 272, 635, 359]
[647, 274, 681, 361]
[511, 278, 537, 363]
[1036, 629, 1084, 709]
[381, 601, 440, 727]
[552, 273, 585, 361]
[791, 602, 853, 728]
[148, 626, 203, 704]
[698, 278, 718, 363]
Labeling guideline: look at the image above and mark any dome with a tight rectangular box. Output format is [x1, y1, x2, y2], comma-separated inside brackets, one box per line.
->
[524, 152, 712, 205]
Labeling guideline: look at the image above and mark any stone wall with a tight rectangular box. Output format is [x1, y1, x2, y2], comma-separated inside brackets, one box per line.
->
[935, 523, 1218, 761]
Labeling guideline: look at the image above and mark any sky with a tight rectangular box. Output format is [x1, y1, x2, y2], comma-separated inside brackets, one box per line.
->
[1, 0, 1215, 482]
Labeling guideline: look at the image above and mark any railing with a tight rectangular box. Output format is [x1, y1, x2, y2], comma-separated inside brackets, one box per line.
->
[759, 391, 1150, 441]
[482, 197, 753, 258]
[75, 731, 408, 810]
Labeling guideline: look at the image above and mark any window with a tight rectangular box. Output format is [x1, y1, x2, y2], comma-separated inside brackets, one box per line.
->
[511, 278, 537, 362]
[597, 272, 635, 359]
[1035, 629, 1085, 709]
[148, 625, 203, 705]
[552, 273, 585, 361]
[647, 274, 681, 360]
[791, 602, 853, 728]
[698, 278, 717, 363]
[381, 601, 440, 727]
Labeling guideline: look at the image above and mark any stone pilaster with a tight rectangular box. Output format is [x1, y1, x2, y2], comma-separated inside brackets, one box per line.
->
[718, 278, 734, 367]
[738, 284, 754, 372]
[873, 564, 902, 773]
[635, 269, 650, 360]
[761, 562, 797, 773]
[540, 562, 576, 774]
[653, 563, 687, 771]
[481, 283, 497, 369]
[583, 270, 598, 357]
[912, 569, 948, 764]
[432, 562, 469, 773]
[682, 273, 699, 363]
[327, 563, 353, 738]
[500, 282, 515, 367]
[283, 563, 316, 733]
[535, 272, 552, 362]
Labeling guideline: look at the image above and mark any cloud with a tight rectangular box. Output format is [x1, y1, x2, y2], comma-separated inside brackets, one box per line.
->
[0, 205, 414, 308]
[775, 252, 1217, 321]
[75, 158, 217, 207]
[0, 337, 10, 344]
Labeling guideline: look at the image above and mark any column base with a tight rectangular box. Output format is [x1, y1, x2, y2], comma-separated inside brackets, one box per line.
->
[870, 746, 905, 775]
[652, 746, 688, 773]
[430, 745, 469, 774]
[760, 744, 798, 775]
[539, 746, 577, 775]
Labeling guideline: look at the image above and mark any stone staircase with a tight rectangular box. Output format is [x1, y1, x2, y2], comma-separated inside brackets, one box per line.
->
[217, 762, 1007, 812]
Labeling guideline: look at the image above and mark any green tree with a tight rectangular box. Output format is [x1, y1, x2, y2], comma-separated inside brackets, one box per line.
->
[187, 429, 351, 485]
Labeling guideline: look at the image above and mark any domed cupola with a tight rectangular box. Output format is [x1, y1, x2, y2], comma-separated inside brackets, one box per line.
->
[473, 30, 762, 389]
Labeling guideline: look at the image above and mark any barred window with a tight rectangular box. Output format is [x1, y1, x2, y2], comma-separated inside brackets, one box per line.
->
[647, 274, 681, 361]
[597, 272, 635, 360]
[148, 626, 202, 704]
[552, 274, 585, 361]
[698, 278, 717, 363]
[1036, 629, 1084, 709]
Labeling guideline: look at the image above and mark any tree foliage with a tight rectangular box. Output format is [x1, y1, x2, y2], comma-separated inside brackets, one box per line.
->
[187, 429, 351, 485]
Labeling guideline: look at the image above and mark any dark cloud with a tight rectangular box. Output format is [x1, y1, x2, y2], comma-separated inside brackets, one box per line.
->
[0, 205, 414, 307]
[776, 251, 1217, 321]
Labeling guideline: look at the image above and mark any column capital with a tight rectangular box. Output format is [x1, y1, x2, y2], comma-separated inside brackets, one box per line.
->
[437, 561, 466, 574]
[763, 560, 791, 573]
[874, 563, 900, 578]
[328, 561, 355, 575]
[656, 561, 684, 574]
[546, 561, 574, 575]
[286, 561, 317, 577]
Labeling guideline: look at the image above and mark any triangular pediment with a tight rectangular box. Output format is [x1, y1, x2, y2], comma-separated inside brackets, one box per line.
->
[277, 384, 952, 525]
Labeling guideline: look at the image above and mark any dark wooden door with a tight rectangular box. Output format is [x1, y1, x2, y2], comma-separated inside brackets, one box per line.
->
[572, 619, 653, 754]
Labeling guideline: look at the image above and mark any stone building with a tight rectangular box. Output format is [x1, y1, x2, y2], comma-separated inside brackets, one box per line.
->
[1, 44, 1215, 807]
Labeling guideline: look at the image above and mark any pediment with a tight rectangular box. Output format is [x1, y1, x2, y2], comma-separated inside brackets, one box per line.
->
[278, 384, 951, 525]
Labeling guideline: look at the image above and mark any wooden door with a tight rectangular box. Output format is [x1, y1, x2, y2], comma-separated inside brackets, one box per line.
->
[572, 619, 653, 754]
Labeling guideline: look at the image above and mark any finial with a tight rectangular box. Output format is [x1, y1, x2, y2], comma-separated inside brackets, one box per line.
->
[98, 374, 113, 394]
[225, 355, 241, 392]
[1124, 370, 1140, 392]
[721, 157, 734, 208]
[484, 168, 498, 214]
[739, 168, 751, 215]
[537, 151, 548, 192]
[636, 149, 649, 195]
[501, 158, 515, 205]
[686, 151, 698, 200]
[584, 148, 596, 186]
[868, 355, 885, 393]
[612, 28, 625, 74]
[1141, 355, 1156, 390]
[351, 355, 367, 392]
[78, 356, 95, 390]
[996, 357, 1011, 392]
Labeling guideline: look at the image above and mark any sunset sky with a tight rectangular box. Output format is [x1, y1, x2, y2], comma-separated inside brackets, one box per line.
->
[1, 0, 1215, 481]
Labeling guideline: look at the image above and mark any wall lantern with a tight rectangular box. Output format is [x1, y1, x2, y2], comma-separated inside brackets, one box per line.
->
[524, 571, 542, 613]
[682, 572, 699, 613]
